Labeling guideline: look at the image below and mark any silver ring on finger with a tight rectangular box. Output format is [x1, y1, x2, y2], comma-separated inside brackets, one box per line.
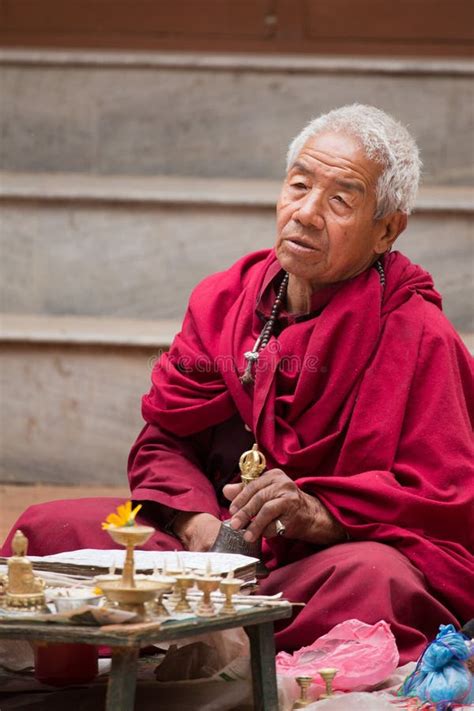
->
[275, 518, 286, 537]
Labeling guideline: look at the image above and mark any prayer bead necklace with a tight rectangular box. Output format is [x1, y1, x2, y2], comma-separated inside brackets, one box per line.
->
[374, 259, 386, 289]
[240, 272, 289, 385]
[240, 260, 385, 386]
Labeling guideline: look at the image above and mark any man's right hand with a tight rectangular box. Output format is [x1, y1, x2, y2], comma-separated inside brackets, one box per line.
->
[172, 512, 222, 552]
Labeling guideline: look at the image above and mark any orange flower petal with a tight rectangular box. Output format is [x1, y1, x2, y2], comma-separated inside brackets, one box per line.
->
[130, 503, 142, 521]
[116, 504, 129, 522]
[106, 513, 123, 527]
[102, 500, 139, 530]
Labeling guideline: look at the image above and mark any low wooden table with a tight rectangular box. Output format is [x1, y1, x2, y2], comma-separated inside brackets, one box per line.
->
[0, 604, 292, 711]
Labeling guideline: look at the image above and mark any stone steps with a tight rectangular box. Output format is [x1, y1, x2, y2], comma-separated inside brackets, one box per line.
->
[1, 313, 473, 487]
[0, 313, 181, 347]
[1, 49, 473, 184]
[0, 314, 177, 486]
[1, 172, 473, 329]
[1, 48, 472, 489]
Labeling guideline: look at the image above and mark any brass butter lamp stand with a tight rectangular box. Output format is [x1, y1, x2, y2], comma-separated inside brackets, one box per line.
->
[292, 676, 314, 709]
[173, 573, 195, 612]
[99, 525, 173, 619]
[148, 572, 177, 616]
[318, 667, 338, 698]
[195, 562, 220, 617]
[219, 569, 244, 615]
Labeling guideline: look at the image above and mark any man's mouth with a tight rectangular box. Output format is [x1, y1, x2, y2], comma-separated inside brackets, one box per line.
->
[284, 237, 318, 253]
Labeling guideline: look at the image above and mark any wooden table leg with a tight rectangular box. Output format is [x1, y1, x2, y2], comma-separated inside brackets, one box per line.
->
[106, 646, 139, 711]
[245, 621, 279, 711]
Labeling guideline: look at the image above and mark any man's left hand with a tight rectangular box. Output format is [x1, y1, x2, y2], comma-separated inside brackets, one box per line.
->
[223, 468, 346, 545]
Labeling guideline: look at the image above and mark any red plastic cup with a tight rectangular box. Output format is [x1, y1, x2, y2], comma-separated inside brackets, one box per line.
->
[33, 642, 98, 686]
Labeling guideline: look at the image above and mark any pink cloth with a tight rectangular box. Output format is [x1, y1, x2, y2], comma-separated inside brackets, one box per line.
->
[276, 619, 399, 690]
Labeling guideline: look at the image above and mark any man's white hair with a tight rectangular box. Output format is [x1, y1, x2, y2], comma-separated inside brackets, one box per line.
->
[286, 104, 421, 218]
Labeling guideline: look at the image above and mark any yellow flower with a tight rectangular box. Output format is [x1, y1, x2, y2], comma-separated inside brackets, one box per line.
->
[101, 500, 142, 530]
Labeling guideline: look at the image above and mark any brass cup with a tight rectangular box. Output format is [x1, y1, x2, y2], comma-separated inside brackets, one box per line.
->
[292, 676, 314, 709]
[317, 667, 338, 698]
[148, 574, 176, 616]
[195, 576, 220, 617]
[219, 578, 243, 615]
[173, 574, 195, 612]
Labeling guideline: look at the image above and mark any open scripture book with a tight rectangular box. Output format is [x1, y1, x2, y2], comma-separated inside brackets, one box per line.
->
[5, 549, 259, 584]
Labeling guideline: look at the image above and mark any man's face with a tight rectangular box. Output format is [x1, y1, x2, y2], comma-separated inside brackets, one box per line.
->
[275, 131, 390, 288]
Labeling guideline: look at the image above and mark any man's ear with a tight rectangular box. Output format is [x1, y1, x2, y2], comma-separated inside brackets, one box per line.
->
[374, 212, 408, 254]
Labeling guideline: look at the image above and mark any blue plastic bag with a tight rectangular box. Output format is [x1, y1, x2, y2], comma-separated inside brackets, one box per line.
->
[401, 624, 473, 708]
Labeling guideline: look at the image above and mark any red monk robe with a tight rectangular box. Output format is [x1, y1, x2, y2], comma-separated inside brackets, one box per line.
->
[2, 250, 473, 664]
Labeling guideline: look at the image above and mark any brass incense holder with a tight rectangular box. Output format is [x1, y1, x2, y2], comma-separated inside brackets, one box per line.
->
[292, 676, 314, 709]
[100, 525, 165, 619]
[3, 531, 46, 610]
[195, 564, 221, 617]
[219, 570, 244, 615]
[173, 573, 195, 612]
[317, 667, 338, 698]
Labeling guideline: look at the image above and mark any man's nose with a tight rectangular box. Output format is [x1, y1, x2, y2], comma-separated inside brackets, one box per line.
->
[293, 190, 325, 229]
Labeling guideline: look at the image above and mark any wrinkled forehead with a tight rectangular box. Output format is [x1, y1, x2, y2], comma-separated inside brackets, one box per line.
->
[288, 130, 383, 191]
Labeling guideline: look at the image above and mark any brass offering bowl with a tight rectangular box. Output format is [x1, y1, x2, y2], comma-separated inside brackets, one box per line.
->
[106, 525, 155, 588]
[101, 524, 164, 619]
[99, 579, 163, 619]
[94, 573, 122, 588]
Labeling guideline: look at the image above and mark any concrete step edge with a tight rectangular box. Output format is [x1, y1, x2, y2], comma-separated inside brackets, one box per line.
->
[1, 49, 473, 76]
[1, 313, 473, 353]
[0, 313, 180, 348]
[1, 172, 473, 213]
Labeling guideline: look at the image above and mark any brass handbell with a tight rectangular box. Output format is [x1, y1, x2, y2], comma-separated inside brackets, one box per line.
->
[210, 442, 269, 578]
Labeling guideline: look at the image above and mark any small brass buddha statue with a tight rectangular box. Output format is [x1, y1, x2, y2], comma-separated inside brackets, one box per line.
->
[5, 530, 46, 610]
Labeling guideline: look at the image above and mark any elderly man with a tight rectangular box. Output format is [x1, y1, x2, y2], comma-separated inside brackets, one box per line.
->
[3, 104, 473, 663]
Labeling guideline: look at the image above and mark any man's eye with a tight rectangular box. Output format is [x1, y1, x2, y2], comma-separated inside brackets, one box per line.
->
[291, 182, 308, 190]
[333, 195, 348, 206]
